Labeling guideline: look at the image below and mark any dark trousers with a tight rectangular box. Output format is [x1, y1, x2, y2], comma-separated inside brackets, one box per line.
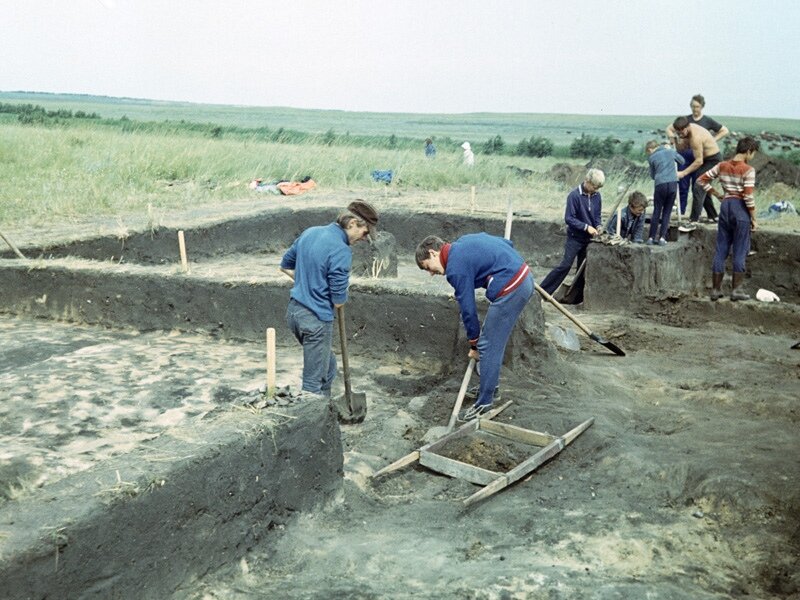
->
[690, 153, 721, 222]
[649, 182, 677, 241]
[677, 149, 695, 214]
[713, 199, 751, 273]
[540, 236, 588, 295]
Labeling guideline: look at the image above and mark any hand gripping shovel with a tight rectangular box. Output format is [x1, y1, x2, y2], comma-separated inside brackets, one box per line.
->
[535, 283, 625, 356]
[335, 305, 367, 424]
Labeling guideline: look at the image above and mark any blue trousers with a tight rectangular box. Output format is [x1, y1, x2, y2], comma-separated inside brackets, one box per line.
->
[475, 274, 534, 407]
[713, 199, 751, 273]
[286, 299, 337, 395]
[649, 182, 677, 240]
[677, 149, 695, 215]
[540, 236, 588, 295]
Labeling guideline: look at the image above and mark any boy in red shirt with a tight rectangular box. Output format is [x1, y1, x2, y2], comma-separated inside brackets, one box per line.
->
[698, 137, 759, 301]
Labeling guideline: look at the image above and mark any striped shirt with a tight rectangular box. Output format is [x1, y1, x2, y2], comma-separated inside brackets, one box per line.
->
[699, 159, 756, 209]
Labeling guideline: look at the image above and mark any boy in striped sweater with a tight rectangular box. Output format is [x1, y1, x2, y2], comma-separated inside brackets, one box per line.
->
[698, 137, 760, 301]
[416, 233, 534, 420]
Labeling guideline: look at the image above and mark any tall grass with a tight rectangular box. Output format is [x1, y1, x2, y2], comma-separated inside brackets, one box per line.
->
[1, 119, 796, 230]
[0, 121, 598, 226]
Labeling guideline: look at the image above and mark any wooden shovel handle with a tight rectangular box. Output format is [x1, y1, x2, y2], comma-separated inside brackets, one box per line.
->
[336, 305, 353, 399]
[535, 283, 593, 337]
[446, 358, 475, 432]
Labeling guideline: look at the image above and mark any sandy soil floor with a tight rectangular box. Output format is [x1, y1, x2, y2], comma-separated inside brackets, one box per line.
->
[177, 302, 799, 600]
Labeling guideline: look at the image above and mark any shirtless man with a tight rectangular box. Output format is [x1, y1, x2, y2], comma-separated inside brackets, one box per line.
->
[671, 116, 722, 229]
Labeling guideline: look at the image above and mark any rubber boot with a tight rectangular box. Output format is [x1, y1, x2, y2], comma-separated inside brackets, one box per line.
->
[710, 273, 724, 301]
[730, 272, 750, 301]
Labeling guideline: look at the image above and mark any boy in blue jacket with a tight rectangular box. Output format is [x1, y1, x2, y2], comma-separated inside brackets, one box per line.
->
[416, 233, 534, 420]
[646, 140, 685, 245]
[280, 200, 378, 398]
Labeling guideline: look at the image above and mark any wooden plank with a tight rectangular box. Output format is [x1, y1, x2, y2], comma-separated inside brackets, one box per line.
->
[423, 420, 479, 454]
[478, 420, 555, 446]
[371, 401, 513, 479]
[464, 418, 594, 506]
[562, 417, 595, 445]
[419, 452, 499, 486]
[422, 400, 513, 454]
[372, 451, 420, 478]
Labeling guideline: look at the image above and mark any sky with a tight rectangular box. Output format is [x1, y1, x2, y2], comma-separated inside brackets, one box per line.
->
[3, 0, 800, 119]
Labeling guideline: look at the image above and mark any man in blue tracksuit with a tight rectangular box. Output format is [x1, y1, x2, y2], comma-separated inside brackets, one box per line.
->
[280, 201, 378, 398]
[416, 233, 534, 420]
[539, 169, 605, 301]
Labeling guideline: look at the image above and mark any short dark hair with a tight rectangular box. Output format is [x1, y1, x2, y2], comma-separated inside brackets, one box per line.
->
[736, 136, 760, 154]
[691, 94, 705, 107]
[628, 191, 649, 209]
[673, 116, 690, 130]
[415, 235, 445, 268]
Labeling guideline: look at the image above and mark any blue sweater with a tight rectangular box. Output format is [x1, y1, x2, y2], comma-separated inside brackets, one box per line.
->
[648, 146, 685, 186]
[280, 223, 352, 322]
[444, 233, 527, 342]
[565, 184, 602, 242]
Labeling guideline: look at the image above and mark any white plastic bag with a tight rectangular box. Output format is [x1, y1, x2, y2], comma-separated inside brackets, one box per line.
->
[756, 288, 780, 302]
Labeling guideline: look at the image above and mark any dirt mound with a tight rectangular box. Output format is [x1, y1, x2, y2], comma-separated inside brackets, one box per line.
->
[586, 155, 649, 181]
[548, 163, 585, 186]
[750, 153, 800, 188]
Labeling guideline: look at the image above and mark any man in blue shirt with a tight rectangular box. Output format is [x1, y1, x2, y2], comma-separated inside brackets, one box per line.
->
[280, 201, 378, 398]
[539, 169, 604, 300]
[416, 233, 534, 420]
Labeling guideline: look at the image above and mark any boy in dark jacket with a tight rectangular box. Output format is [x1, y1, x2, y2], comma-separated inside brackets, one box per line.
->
[540, 169, 604, 296]
[606, 191, 648, 243]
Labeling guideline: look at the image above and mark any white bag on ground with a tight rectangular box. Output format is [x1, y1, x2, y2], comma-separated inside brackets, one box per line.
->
[756, 288, 780, 302]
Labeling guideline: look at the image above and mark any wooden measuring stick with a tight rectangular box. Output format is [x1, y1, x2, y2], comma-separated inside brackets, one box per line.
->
[178, 230, 189, 273]
[616, 205, 622, 237]
[266, 327, 276, 397]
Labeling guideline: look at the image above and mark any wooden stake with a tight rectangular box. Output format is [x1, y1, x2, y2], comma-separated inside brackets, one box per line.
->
[177, 230, 189, 273]
[266, 327, 276, 397]
[470, 186, 476, 214]
[504, 198, 514, 240]
[616, 205, 622, 237]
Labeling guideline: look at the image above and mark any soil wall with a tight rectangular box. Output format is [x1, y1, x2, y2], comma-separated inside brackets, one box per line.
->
[0, 263, 516, 368]
[0, 401, 342, 600]
[1, 209, 563, 266]
[585, 228, 800, 310]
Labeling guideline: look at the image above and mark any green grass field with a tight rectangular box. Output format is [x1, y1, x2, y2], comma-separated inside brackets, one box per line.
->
[4, 91, 800, 147]
[0, 92, 798, 230]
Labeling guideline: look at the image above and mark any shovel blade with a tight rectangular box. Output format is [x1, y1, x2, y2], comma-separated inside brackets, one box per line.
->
[589, 332, 625, 356]
[335, 391, 367, 424]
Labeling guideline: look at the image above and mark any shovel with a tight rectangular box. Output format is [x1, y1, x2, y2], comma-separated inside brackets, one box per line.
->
[422, 358, 475, 442]
[554, 257, 587, 304]
[535, 283, 625, 356]
[335, 305, 367, 424]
